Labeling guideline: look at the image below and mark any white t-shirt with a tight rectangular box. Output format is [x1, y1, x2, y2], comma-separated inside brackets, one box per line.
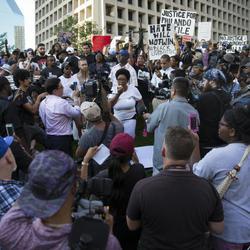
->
[110, 85, 142, 121]
[59, 75, 78, 98]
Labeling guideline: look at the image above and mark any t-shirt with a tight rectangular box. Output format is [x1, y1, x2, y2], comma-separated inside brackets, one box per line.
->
[59, 75, 80, 98]
[111, 85, 142, 121]
[0, 206, 121, 250]
[193, 143, 250, 243]
[196, 89, 231, 147]
[31, 55, 47, 70]
[127, 170, 224, 250]
[13, 89, 35, 125]
[41, 66, 62, 79]
[79, 121, 124, 152]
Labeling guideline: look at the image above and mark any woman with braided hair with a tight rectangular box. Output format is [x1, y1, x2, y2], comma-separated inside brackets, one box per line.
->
[193, 105, 250, 250]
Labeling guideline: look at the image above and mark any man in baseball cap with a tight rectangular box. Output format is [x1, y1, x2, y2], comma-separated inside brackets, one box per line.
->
[0, 150, 122, 249]
[0, 150, 77, 248]
[0, 136, 22, 219]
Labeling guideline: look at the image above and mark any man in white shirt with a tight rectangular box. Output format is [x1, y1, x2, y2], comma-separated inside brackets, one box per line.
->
[109, 49, 138, 93]
[151, 54, 174, 88]
[39, 78, 81, 156]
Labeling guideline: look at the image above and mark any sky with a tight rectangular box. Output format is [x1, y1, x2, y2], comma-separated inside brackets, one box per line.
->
[16, 0, 35, 49]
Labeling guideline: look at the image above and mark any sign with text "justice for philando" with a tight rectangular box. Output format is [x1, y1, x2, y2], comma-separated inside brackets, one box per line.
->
[148, 23, 176, 60]
[160, 10, 196, 37]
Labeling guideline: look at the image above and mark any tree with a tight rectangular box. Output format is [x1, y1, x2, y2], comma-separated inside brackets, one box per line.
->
[0, 33, 7, 51]
[55, 16, 102, 50]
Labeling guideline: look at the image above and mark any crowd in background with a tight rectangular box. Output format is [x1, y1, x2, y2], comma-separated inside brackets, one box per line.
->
[0, 36, 249, 250]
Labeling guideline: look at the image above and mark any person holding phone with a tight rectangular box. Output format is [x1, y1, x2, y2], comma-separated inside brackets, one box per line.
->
[143, 77, 199, 175]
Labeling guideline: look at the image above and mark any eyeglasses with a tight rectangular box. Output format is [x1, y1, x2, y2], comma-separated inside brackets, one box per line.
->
[219, 121, 231, 128]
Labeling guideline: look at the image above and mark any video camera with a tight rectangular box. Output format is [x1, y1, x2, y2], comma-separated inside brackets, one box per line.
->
[152, 73, 172, 100]
[69, 175, 113, 250]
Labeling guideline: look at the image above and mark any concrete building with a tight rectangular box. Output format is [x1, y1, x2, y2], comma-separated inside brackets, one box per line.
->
[35, 0, 250, 48]
[0, 0, 25, 50]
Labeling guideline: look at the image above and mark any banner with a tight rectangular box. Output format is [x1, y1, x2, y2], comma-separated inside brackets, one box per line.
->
[160, 10, 196, 36]
[198, 22, 212, 41]
[148, 23, 176, 60]
[218, 35, 248, 53]
[92, 35, 111, 52]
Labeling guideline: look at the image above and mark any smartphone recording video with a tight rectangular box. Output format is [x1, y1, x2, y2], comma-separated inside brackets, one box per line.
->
[5, 123, 15, 136]
[189, 114, 198, 133]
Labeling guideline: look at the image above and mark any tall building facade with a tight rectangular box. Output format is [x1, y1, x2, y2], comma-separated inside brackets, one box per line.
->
[35, 0, 250, 48]
[0, 0, 25, 50]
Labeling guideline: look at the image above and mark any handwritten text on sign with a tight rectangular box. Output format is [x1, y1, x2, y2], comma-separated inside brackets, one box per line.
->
[160, 10, 196, 36]
[148, 23, 176, 60]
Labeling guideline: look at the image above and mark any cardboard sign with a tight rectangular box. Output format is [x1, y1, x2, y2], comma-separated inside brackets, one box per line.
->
[160, 10, 196, 37]
[92, 35, 111, 52]
[198, 22, 212, 41]
[219, 35, 248, 53]
[58, 32, 72, 43]
[148, 23, 176, 60]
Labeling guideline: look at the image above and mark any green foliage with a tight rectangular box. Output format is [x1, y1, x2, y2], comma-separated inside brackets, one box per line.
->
[0, 33, 7, 51]
[54, 16, 102, 50]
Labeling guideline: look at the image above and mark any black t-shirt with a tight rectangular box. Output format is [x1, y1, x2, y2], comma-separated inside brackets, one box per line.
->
[31, 55, 47, 70]
[97, 163, 145, 216]
[0, 97, 23, 136]
[80, 53, 96, 65]
[134, 65, 150, 98]
[127, 170, 223, 250]
[13, 89, 34, 125]
[196, 89, 231, 147]
[40, 66, 62, 79]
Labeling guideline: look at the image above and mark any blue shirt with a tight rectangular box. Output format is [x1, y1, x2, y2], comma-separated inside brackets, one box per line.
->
[193, 143, 250, 243]
[146, 97, 199, 170]
[0, 179, 23, 220]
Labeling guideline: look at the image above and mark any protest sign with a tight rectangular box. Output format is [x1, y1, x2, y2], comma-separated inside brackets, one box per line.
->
[160, 10, 196, 37]
[198, 22, 212, 41]
[219, 35, 248, 53]
[92, 35, 111, 52]
[58, 32, 72, 43]
[148, 23, 176, 60]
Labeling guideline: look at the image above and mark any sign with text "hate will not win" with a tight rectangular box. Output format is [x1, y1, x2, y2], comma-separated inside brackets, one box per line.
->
[148, 23, 176, 60]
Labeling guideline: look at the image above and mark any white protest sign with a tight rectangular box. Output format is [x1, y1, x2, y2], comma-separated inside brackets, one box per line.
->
[198, 22, 212, 41]
[160, 10, 196, 37]
[110, 36, 122, 50]
[148, 23, 176, 60]
[219, 35, 248, 53]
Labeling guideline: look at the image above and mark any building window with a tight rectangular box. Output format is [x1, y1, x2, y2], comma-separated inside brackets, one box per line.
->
[106, 4, 113, 17]
[148, 15, 153, 24]
[68, 1, 72, 12]
[128, 10, 134, 21]
[117, 8, 123, 19]
[138, 0, 142, 7]
[128, 0, 133, 4]
[148, 0, 152, 10]
[54, 12, 57, 21]
[118, 24, 124, 35]
[106, 22, 113, 34]
[138, 13, 144, 23]
[156, 2, 162, 12]
[157, 16, 160, 23]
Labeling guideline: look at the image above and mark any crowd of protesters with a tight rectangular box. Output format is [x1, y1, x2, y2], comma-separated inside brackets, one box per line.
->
[0, 35, 249, 250]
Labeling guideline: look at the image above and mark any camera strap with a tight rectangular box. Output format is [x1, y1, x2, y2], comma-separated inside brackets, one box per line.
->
[97, 122, 110, 146]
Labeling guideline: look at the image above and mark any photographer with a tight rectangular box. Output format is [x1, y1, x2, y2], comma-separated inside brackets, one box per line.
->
[0, 150, 121, 250]
[76, 102, 123, 176]
[151, 54, 174, 110]
[80, 133, 145, 250]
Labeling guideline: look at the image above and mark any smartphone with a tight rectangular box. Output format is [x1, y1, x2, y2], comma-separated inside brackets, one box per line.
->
[5, 123, 15, 136]
[70, 81, 77, 91]
[189, 113, 198, 132]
